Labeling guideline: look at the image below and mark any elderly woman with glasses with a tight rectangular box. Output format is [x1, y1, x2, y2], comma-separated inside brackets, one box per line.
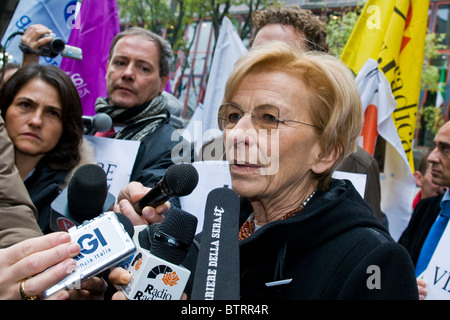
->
[109, 42, 418, 300]
[210, 43, 418, 299]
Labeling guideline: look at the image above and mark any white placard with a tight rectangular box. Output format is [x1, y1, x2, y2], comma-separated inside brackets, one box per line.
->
[421, 221, 450, 300]
[84, 135, 140, 199]
[179, 161, 232, 235]
[332, 171, 367, 198]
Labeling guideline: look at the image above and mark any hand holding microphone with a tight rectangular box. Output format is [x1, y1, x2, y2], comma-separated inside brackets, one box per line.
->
[115, 163, 199, 225]
[113, 207, 197, 300]
[114, 182, 170, 226]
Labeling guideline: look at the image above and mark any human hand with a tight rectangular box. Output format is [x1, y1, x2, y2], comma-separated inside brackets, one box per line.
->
[417, 278, 428, 300]
[20, 24, 53, 66]
[0, 232, 80, 300]
[114, 181, 170, 226]
[67, 277, 108, 300]
[108, 267, 131, 300]
[108, 267, 187, 300]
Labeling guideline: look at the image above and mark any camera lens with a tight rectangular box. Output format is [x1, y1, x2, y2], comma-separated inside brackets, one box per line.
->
[49, 38, 65, 53]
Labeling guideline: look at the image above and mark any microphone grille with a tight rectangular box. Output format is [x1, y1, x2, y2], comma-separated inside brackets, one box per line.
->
[164, 163, 199, 196]
[150, 207, 198, 265]
[138, 223, 159, 251]
[68, 164, 107, 220]
[92, 113, 112, 132]
[115, 212, 135, 238]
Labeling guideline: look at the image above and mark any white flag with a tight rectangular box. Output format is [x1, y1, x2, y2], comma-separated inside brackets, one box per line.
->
[356, 59, 416, 241]
[190, 17, 247, 155]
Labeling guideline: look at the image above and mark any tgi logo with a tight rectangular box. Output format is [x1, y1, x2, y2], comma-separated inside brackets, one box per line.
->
[75, 228, 107, 260]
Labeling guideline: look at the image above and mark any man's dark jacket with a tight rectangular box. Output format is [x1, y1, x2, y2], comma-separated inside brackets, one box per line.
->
[398, 194, 443, 267]
[124, 114, 192, 188]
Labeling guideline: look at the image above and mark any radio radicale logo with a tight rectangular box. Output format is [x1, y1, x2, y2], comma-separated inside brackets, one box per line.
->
[131, 254, 180, 286]
[132, 264, 181, 300]
[149, 265, 180, 287]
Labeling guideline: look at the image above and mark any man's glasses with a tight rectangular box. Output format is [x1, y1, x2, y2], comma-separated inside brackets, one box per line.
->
[218, 102, 315, 131]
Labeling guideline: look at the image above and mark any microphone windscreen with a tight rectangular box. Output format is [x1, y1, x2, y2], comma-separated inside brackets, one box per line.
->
[68, 164, 108, 220]
[138, 223, 160, 251]
[191, 186, 240, 300]
[93, 113, 112, 132]
[115, 212, 135, 238]
[164, 163, 199, 196]
[150, 207, 197, 265]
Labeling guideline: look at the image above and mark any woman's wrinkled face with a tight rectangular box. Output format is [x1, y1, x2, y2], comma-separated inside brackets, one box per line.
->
[223, 70, 323, 201]
[5, 78, 63, 158]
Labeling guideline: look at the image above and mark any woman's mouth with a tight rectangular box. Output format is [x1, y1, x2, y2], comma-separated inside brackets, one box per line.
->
[230, 163, 262, 173]
[22, 132, 41, 140]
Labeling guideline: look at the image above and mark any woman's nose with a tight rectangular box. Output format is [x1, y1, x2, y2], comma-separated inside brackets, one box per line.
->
[28, 109, 43, 127]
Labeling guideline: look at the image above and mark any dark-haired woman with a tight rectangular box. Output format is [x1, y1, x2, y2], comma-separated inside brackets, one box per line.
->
[0, 64, 96, 233]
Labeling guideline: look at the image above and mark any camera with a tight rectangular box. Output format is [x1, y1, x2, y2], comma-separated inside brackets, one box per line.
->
[42, 212, 136, 298]
[39, 33, 65, 58]
[18, 32, 83, 61]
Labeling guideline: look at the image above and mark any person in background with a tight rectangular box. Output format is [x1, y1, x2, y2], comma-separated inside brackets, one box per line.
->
[399, 121, 450, 299]
[412, 149, 446, 209]
[0, 63, 20, 88]
[0, 71, 105, 300]
[19, 25, 189, 224]
[0, 64, 96, 235]
[0, 111, 42, 248]
[95, 27, 190, 186]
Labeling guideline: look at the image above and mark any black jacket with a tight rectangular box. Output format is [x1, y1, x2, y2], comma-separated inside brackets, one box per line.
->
[184, 179, 419, 300]
[24, 165, 69, 234]
[123, 114, 193, 188]
[398, 194, 443, 267]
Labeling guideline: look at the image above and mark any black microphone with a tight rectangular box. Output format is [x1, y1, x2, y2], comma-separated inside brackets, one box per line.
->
[50, 164, 115, 231]
[122, 207, 198, 300]
[150, 207, 198, 265]
[133, 163, 199, 215]
[191, 185, 240, 300]
[82, 113, 113, 134]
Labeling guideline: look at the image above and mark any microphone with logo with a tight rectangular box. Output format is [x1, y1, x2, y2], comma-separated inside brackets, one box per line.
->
[82, 113, 113, 135]
[50, 164, 116, 232]
[43, 210, 136, 298]
[121, 207, 198, 300]
[133, 163, 199, 215]
[191, 185, 240, 300]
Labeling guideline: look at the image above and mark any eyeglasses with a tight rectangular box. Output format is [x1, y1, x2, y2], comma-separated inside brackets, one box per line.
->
[217, 102, 315, 131]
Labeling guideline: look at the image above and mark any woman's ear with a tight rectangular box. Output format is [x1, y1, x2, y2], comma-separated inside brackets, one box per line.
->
[311, 148, 338, 175]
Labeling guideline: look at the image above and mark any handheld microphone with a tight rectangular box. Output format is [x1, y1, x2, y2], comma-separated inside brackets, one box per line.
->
[191, 185, 240, 300]
[43, 211, 136, 298]
[121, 207, 198, 300]
[82, 113, 113, 134]
[133, 163, 199, 215]
[50, 164, 115, 232]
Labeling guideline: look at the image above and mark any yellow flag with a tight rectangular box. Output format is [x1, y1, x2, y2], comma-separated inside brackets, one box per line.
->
[341, 0, 429, 171]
